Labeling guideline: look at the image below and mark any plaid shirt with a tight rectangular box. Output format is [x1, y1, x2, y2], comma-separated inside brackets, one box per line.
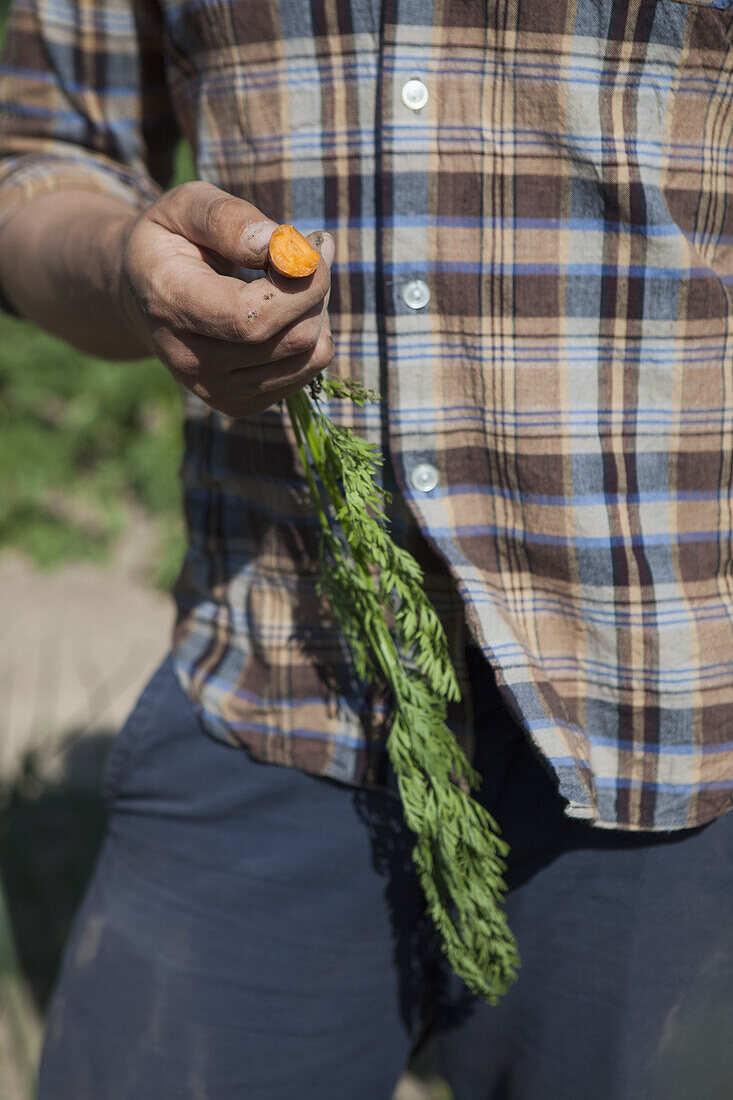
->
[2, 0, 733, 831]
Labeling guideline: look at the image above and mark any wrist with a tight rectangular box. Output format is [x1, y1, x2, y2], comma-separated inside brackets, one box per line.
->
[96, 208, 150, 356]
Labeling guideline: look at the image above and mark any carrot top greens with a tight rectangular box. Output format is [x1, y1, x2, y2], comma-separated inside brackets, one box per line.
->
[286, 379, 519, 1002]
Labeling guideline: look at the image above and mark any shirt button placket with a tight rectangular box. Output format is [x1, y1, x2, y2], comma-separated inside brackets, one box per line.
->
[410, 462, 439, 493]
[401, 78, 429, 112]
[402, 279, 430, 310]
[399, 76, 430, 315]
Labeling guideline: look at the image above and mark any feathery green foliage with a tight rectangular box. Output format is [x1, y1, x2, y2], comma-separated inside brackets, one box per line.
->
[286, 382, 520, 1003]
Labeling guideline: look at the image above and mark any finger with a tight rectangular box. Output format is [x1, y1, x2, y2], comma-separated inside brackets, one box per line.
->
[306, 233, 334, 312]
[166, 324, 335, 417]
[154, 182, 336, 278]
[153, 181, 280, 269]
[145, 248, 331, 345]
[228, 324, 336, 414]
[154, 299, 328, 376]
[306, 230, 336, 270]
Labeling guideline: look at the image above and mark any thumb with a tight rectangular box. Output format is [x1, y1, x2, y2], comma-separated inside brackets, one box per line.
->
[159, 182, 279, 268]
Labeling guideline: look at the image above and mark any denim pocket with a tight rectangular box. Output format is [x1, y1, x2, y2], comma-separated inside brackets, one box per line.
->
[100, 655, 172, 805]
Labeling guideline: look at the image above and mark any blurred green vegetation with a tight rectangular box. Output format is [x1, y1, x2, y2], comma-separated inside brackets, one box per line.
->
[0, 141, 196, 589]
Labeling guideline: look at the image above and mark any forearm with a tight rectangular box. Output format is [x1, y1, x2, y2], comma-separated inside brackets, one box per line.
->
[0, 189, 150, 360]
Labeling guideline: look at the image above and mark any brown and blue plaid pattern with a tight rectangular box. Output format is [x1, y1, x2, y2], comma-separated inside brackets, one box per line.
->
[3, 0, 733, 829]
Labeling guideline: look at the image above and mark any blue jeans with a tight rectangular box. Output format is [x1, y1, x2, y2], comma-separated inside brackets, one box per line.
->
[37, 650, 733, 1099]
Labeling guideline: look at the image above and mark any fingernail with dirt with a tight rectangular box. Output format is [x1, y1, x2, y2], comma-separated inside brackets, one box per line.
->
[241, 219, 279, 259]
[308, 231, 335, 269]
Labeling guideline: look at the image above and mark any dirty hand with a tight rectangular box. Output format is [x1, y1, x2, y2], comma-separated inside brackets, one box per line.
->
[117, 181, 335, 417]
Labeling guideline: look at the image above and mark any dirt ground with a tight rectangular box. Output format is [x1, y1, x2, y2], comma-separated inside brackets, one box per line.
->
[0, 520, 447, 1099]
[0, 517, 174, 789]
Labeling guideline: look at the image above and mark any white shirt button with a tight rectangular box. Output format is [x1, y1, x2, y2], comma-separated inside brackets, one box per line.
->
[402, 279, 430, 310]
[401, 78, 429, 112]
[410, 462, 439, 493]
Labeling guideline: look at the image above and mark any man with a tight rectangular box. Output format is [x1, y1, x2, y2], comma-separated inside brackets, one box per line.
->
[2, 0, 733, 1094]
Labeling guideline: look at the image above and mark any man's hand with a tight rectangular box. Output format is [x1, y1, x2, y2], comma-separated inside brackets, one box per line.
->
[0, 180, 335, 418]
[117, 181, 335, 417]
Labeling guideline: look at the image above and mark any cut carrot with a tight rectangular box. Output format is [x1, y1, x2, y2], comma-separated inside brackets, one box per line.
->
[267, 224, 320, 278]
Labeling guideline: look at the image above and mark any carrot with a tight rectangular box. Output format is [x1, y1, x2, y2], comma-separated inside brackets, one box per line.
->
[267, 224, 320, 278]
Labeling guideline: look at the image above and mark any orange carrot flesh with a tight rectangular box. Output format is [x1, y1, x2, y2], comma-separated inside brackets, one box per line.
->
[268, 224, 320, 278]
